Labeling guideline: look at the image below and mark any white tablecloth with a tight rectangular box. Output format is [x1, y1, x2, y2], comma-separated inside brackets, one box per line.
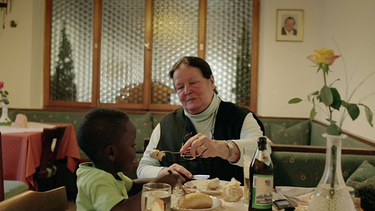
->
[0, 122, 56, 133]
[210, 186, 314, 211]
[172, 183, 314, 211]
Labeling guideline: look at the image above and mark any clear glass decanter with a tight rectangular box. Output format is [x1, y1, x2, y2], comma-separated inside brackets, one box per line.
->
[307, 133, 356, 211]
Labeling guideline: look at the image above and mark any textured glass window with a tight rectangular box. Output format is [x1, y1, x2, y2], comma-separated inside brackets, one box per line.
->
[50, 0, 94, 102]
[101, 0, 145, 104]
[206, 0, 253, 106]
[47, 0, 256, 109]
[151, 0, 199, 105]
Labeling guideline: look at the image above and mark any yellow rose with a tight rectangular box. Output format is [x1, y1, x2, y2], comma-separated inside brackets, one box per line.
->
[307, 48, 341, 65]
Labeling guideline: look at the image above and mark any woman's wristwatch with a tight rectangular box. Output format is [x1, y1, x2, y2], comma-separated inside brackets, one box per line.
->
[225, 140, 234, 160]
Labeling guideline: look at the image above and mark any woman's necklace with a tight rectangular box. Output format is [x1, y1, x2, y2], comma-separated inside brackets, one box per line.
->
[183, 98, 220, 140]
[199, 110, 216, 134]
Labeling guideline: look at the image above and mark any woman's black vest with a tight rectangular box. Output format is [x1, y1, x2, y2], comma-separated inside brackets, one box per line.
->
[157, 101, 264, 183]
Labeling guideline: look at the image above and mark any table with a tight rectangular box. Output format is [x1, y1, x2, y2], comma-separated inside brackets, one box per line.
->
[204, 187, 314, 211]
[0, 122, 81, 189]
[173, 182, 315, 211]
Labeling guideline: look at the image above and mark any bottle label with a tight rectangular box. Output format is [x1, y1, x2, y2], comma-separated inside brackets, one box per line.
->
[255, 150, 271, 166]
[251, 174, 273, 209]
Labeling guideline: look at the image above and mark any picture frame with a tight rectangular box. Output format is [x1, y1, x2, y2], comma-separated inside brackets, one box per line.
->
[276, 9, 304, 42]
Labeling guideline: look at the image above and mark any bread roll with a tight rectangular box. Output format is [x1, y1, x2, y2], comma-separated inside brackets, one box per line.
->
[14, 114, 28, 128]
[178, 192, 213, 209]
[150, 150, 165, 161]
[221, 177, 243, 202]
[207, 177, 220, 190]
[221, 186, 243, 202]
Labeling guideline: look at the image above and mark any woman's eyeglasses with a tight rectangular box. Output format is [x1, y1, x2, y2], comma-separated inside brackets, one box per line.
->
[180, 132, 203, 160]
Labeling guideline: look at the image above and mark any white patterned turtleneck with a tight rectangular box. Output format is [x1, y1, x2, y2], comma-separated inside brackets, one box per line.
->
[184, 93, 221, 138]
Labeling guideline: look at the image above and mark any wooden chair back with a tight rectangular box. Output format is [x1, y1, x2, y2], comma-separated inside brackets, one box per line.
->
[0, 186, 68, 211]
[34, 126, 67, 191]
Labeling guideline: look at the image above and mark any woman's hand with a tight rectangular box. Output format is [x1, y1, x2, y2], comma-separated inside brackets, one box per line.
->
[180, 133, 240, 162]
[180, 133, 226, 158]
[151, 171, 180, 188]
[158, 163, 193, 183]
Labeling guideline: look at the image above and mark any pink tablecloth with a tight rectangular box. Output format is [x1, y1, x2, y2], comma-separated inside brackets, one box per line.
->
[1, 124, 81, 189]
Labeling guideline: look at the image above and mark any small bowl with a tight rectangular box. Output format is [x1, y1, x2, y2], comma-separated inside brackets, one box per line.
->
[192, 174, 210, 180]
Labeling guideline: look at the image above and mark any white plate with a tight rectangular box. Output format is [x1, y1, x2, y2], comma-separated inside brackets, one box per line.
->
[184, 180, 228, 195]
[192, 175, 210, 180]
[171, 195, 221, 211]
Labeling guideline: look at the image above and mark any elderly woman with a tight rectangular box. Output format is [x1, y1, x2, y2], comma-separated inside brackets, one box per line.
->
[137, 56, 266, 183]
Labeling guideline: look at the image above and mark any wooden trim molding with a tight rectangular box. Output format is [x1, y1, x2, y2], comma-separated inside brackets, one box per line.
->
[259, 116, 375, 148]
[250, 0, 260, 114]
[272, 144, 375, 155]
[198, 0, 207, 59]
[143, 0, 154, 109]
[43, 0, 52, 107]
[92, 0, 102, 108]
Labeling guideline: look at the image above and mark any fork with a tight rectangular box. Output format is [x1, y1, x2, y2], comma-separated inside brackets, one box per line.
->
[161, 150, 199, 160]
[168, 170, 188, 195]
[159, 150, 203, 160]
[180, 153, 202, 160]
[160, 150, 181, 154]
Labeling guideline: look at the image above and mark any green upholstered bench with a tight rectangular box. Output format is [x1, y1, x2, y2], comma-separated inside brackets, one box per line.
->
[7, 109, 375, 189]
[260, 117, 375, 189]
[4, 181, 29, 200]
[271, 147, 375, 188]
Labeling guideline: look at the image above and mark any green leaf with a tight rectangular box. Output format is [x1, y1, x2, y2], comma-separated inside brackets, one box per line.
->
[330, 88, 342, 110]
[326, 119, 341, 135]
[317, 64, 322, 73]
[365, 107, 374, 127]
[322, 64, 330, 74]
[307, 91, 319, 101]
[342, 102, 360, 121]
[310, 106, 317, 121]
[320, 85, 333, 106]
[329, 79, 340, 87]
[288, 98, 302, 104]
[359, 103, 373, 127]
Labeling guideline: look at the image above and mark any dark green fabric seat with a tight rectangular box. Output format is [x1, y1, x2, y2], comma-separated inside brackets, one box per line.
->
[7, 109, 375, 186]
[4, 181, 29, 200]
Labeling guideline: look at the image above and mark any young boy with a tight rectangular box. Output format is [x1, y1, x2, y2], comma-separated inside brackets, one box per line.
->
[76, 108, 179, 211]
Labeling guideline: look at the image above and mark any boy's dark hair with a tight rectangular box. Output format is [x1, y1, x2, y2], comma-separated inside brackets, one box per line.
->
[77, 108, 130, 163]
[355, 184, 375, 211]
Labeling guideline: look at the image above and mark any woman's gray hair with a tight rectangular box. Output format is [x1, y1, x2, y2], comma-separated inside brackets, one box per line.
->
[169, 56, 218, 94]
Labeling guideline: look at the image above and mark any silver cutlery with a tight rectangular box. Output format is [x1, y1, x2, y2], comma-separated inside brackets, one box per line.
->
[158, 149, 204, 160]
[160, 150, 181, 154]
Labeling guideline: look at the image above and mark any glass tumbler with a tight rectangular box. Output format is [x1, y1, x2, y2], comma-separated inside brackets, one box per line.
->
[141, 183, 171, 211]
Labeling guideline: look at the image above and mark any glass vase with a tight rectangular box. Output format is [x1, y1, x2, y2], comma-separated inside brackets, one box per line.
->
[307, 133, 356, 211]
[0, 102, 12, 126]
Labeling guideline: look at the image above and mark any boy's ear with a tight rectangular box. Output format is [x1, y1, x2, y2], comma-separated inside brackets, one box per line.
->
[103, 145, 116, 161]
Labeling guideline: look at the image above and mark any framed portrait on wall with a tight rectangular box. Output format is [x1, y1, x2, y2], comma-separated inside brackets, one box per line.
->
[276, 9, 304, 42]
